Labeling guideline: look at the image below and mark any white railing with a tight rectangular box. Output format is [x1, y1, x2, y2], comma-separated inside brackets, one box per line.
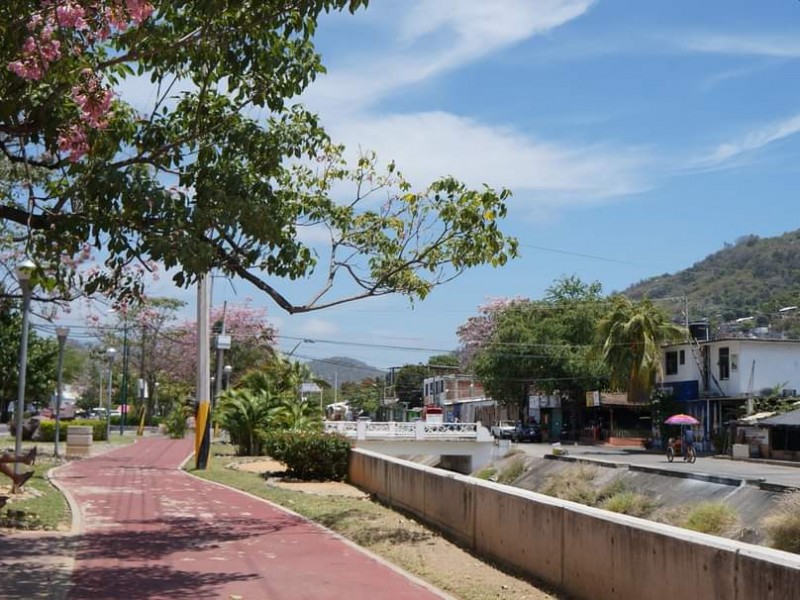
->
[324, 421, 491, 442]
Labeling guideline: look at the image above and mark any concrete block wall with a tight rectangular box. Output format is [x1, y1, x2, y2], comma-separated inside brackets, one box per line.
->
[348, 448, 800, 600]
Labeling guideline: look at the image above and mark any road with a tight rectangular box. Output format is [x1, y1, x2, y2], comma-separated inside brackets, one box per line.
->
[512, 442, 800, 488]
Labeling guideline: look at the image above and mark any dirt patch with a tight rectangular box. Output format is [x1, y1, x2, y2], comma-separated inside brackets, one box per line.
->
[232, 459, 369, 498]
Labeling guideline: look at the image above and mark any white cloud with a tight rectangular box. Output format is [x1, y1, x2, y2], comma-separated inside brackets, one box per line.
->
[304, 0, 595, 114]
[670, 32, 800, 58]
[295, 317, 340, 338]
[695, 113, 800, 168]
[327, 111, 649, 204]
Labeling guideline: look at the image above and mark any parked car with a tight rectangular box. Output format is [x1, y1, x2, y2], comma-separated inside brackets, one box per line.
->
[491, 421, 516, 439]
[511, 423, 542, 443]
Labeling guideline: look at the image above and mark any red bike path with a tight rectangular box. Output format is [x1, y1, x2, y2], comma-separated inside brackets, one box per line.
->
[52, 437, 450, 600]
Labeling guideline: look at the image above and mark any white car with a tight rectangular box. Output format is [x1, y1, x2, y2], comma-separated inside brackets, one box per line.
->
[491, 421, 516, 439]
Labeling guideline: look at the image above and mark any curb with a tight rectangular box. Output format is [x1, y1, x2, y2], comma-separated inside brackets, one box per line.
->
[544, 453, 798, 490]
[182, 458, 457, 600]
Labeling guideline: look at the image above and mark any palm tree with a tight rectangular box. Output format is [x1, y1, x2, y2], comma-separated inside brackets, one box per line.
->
[217, 388, 276, 455]
[597, 296, 686, 402]
[270, 396, 323, 432]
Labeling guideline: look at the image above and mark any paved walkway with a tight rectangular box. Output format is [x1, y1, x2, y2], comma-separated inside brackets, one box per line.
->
[49, 438, 449, 600]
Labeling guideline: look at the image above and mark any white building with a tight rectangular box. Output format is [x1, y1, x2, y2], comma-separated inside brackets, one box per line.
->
[660, 337, 800, 438]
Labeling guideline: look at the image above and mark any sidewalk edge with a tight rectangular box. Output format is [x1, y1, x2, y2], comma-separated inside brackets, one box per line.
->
[181, 462, 457, 600]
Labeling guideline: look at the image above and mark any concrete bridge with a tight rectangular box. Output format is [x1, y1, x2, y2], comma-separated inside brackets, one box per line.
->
[324, 420, 501, 472]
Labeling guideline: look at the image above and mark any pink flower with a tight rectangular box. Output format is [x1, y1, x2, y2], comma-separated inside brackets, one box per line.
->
[71, 72, 114, 128]
[57, 124, 89, 162]
[56, 2, 88, 30]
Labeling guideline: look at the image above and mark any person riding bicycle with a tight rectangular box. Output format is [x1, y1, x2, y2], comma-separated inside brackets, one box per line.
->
[683, 426, 695, 460]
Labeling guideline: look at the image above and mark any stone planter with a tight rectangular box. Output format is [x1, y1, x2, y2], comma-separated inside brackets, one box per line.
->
[67, 425, 93, 457]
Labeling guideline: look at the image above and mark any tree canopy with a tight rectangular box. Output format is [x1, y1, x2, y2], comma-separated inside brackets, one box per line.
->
[596, 295, 686, 402]
[464, 277, 609, 408]
[1, 1, 517, 312]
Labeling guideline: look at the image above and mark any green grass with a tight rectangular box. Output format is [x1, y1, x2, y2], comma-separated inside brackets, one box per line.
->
[0, 435, 136, 531]
[496, 456, 526, 484]
[1, 460, 70, 530]
[540, 465, 599, 505]
[684, 502, 739, 536]
[473, 467, 497, 480]
[763, 492, 800, 553]
[600, 491, 657, 518]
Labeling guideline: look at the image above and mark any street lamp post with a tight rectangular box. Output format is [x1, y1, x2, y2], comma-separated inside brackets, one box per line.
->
[14, 259, 35, 481]
[223, 365, 232, 391]
[54, 326, 70, 458]
[106, 348, 116, 441]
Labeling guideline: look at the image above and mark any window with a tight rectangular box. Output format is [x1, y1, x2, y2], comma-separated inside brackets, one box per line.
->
[666, 351, 678, 375]
[679, 350, 685, 365]
[719, 347, 730, 380]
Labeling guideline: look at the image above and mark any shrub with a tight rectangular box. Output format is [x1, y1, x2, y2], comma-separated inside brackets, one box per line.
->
[37, 419, 107, 441]
[162, 407, 188, 439]
[262, 430, 351, 481]
[684, 502, 739, 536]
[474, 467, 497, 480]
[540, 465, 599, 505]
[598, 479, 628, 501]
[601, 491, 656, 518]
[763, 492, 800, 553]
[497, 456, 525, 484]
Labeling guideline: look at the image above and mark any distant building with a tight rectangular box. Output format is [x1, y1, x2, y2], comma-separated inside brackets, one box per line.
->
[660, 337, 800, 439]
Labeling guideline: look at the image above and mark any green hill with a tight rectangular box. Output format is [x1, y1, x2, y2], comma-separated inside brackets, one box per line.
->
[306, 356, 385, 387]
[623, 230, 800, 323]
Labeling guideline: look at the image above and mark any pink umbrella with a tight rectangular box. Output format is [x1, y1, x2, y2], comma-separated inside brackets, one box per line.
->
[664, 413, 699, 425]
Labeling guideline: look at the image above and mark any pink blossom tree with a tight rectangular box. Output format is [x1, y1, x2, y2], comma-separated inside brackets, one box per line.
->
[1, 1, 517, 315]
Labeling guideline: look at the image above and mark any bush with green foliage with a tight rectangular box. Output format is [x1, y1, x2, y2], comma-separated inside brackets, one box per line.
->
[262, 431, 351, 481]
[684, 502, 739, 535]
[601, 491, 656, 518]
[763, 492, 800, 553]
[37, 419, 107, 441]
[497, 456, 526, 485]
[162, 406, 188, 439]
[473, 467, 497, 480]
[540, 466, 600, 505]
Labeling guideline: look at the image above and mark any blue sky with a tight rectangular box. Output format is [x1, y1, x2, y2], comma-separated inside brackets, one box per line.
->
[61, 1, 800, 370]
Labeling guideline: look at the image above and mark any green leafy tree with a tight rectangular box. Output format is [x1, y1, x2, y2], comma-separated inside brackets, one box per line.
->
[427, 354, 460, 372]
[0, 305, 59, 419]
[339, 378, 381, 415]
[394, 364, 429, 408]
[469, 277, 608, 412]
[596, 296, 686, 402]
[1, 1, 516, 312]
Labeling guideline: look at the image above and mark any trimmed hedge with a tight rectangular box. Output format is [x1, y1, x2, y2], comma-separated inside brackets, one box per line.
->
[262, 430, 351, 481]
[37, 419, 108, 441]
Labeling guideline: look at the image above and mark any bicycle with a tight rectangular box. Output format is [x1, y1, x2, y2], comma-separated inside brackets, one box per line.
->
[684, 443, 697, 463]
[666, 437, 696, 463]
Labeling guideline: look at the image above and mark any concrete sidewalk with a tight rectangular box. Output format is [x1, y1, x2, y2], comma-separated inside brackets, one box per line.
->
[47, 437, 450, 600]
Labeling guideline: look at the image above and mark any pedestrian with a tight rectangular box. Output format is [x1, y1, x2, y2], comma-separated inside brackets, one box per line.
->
[683, 426, 695, 459]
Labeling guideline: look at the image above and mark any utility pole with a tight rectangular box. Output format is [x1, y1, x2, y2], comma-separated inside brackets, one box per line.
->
[213, 301, 230, 410]
[195, 275, 211, 469]
[684, 296, 690, 340]
[120, 322, 129, 435]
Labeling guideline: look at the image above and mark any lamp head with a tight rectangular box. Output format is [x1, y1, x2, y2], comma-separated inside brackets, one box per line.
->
[55, 326, 70, 341]
[223, 365, 233, 375]
[106, 347, 117, 362]
[15, 258, 36, 283]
